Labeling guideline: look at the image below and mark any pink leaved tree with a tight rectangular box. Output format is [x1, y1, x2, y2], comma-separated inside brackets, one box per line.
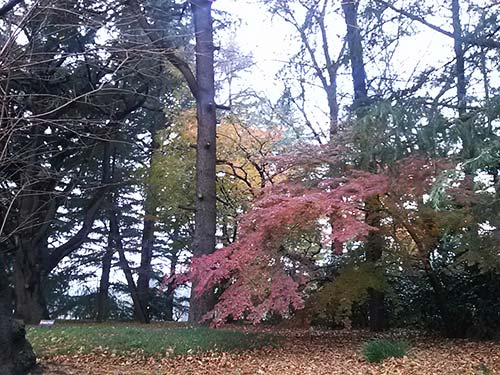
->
[171, 153, 453, 326]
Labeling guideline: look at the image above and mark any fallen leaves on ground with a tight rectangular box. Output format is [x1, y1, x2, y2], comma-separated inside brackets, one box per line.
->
[40, 329, 500, 374]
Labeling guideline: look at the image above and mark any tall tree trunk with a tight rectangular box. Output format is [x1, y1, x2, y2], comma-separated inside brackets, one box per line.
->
[96, 142, 114, 322]
[342, 1, 368, 105]
[165, 254, 178, 321]
[327, 87, 339, 138]
[452, 0, 474, 162]
[13, 126, 50, 324]
[136, 213, 154, 322]
[342, 0, 386, 331]
[452, 0, 466, 117]
[96, 232, 114, 322]
[189, 0, 218, 323]
[0, 253, 37, 374]
[136, 127, 162, 323]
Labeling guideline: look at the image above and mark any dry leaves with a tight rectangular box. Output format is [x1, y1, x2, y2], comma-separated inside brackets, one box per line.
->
[41, 329, 500, 375]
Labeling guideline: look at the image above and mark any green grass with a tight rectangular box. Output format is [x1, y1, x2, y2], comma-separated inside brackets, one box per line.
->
[362, 338, 410, 363]
[27, 322, 277, 359]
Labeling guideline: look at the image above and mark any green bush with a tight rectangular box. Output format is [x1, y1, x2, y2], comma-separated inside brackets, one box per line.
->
[362, 338, 409, 363]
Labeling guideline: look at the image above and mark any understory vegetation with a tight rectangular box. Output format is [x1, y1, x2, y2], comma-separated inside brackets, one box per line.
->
[362, 338, 410, 363]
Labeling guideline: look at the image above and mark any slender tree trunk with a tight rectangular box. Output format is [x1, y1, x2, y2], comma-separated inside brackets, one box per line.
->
[327, 87, 339, 138]
[109, 208, 148, 324]
[136, 214, 154, 322]
[96, 233, 114, 322]
[136, 129, 161, 323]
[342, 0, 386, 331]
[165, 254, 178, 321]
[451, 0, 476, 164]
[96, 142, 114, 322]
[452, 0, 466, 117]
[365, 198, 386, 332]
[0, 253, 37, 374]
[189, 0, 218, 323]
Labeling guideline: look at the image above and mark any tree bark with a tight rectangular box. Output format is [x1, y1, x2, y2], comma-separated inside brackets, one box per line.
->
[451, 0, 466, 117]
[342, 0, 386, 331]
[13, 143, 111, 324]
[136, 214, 154, 322]
[188, 0, 218, 323]
[0, 253, 37, 374]
[96, 233, 114, 322]
[136, 124, 162, 323]
[109, 208, 148, 324]
[14, 240, 48, 324]
[342, 0, 368, 106]
[365, 198, 386, 332]
[164, 254, 178, 321]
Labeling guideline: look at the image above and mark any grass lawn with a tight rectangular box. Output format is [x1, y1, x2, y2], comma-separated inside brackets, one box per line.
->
[27, 322, 277, 359]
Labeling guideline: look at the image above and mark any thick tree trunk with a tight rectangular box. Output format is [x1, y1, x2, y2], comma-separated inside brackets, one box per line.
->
[342, 1, 368, 105]
[0, 254, 37, 374]
[342, 1, 386, 331]
[14, 144, 111, 324]
[14, 240, 48, 325]
[189, 0, 218, 323]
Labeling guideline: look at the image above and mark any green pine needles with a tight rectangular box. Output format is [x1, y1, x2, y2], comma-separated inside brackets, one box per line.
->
[362, 338, 410, 363]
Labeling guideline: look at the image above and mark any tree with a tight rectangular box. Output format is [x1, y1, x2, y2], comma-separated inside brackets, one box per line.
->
[0, 256, 36, 374]
[129, 0, 219, 323]
[265, 0, 346, 141]
[342, 0, 386, 331]
[188, 0, 219, 323]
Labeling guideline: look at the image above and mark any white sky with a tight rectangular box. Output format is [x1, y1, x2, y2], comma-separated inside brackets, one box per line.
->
[212, 0, 455, 133]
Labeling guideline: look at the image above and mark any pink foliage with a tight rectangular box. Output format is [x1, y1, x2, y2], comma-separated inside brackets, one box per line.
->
[184, 169, 392, 325]
[176, 156, 451, 326]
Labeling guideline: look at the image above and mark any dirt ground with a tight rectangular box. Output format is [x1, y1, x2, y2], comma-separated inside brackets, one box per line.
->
[39, 329, 500, 375]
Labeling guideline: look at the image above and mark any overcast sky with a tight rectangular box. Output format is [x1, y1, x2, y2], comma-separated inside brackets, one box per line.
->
[212, 0, 455, 134]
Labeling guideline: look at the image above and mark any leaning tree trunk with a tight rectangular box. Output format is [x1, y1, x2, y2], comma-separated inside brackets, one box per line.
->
[342, 0, 386, 331]
[109, 208, 148, 324]
[0, 254, 37, 374]
[189, 0, 218, 323]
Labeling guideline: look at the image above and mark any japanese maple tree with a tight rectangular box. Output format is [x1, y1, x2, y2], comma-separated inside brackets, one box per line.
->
[179, 151, 460, 326]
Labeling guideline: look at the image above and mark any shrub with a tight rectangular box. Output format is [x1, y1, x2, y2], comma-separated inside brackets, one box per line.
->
[362, 338, 409, 363]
